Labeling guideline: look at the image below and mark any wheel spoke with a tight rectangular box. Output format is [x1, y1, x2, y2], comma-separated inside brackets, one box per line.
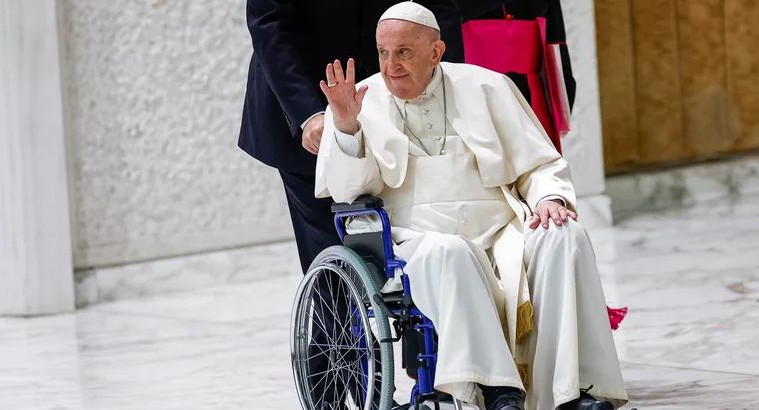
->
[293, 257, 390, 410]
[311, 285, 348, 359]
[334, 363, 350, 407]
[305, 307, 332, 344]
[324, 272, 341, 347]
[309, 365, 334, 407]
[305, 342, 366, 350]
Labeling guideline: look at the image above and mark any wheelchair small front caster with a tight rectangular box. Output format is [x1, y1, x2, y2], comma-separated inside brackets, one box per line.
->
[391, 404, 432, 410]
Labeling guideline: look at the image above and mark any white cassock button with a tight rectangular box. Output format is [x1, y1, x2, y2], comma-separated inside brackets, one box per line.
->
[423, 109, 430, 116]
[425, 123, 433, 130]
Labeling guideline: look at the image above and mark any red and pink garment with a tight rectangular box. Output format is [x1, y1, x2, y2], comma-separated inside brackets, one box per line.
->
[462, 17, 571, 153]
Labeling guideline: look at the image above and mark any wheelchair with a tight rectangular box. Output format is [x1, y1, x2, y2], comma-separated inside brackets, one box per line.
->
[291, 195, 466, 410]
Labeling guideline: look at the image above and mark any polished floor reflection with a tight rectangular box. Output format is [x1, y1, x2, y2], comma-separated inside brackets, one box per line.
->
[1, 196, 758, 410]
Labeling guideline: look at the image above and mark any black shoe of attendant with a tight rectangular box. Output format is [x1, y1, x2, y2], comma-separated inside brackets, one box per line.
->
[559, 387, 614, 410]
[479, 385, 525, 410]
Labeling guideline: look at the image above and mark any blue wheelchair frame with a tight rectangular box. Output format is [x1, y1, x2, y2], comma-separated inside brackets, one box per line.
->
[334, 206, 439, 408]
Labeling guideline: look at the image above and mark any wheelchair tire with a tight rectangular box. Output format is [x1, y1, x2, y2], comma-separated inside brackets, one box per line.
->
[291, 245, 395, 410]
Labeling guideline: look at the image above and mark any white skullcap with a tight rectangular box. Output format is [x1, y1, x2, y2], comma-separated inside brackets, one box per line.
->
[378, 1, 440, 31]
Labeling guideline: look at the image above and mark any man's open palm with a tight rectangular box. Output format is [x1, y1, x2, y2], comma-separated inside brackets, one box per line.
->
[319, 58, 368, 134]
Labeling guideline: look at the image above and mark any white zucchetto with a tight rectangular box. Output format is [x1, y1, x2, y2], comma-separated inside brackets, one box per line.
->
[378, 1, 441, 31]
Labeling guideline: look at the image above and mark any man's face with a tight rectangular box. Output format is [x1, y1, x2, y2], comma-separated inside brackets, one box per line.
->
[376, 20, 446, 100]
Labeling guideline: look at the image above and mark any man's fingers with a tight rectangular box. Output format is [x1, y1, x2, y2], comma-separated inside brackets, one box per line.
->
[346, 58, 356, 84]
[540, 207, 550, 229]
[305, 139, 318, 155]
[333, 59, 345, 83]
[559, 207, 569, 222]
[318, 80, 331, 98]
[549, 206, 563, 226]
[301, 138, 314, 154]
[528, 215, 540, 229]
[355, 85, 369, 105]
[568, 210, 578, 220]
[325, 63, 336, 86]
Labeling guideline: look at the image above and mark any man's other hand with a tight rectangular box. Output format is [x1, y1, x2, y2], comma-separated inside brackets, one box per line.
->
[529, 199, 578, 230]
[301, 113, 325, 155]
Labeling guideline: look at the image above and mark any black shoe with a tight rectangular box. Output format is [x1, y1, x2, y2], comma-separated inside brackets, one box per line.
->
[490, 394, 525, 410]
[478, 385, 525, 410]
[559, 386, 613, 410]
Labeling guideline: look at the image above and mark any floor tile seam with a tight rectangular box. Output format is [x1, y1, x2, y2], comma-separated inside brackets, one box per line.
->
[613, 193, 759, 220]
[87, 272, 300, 306]
[608, 268, 759, 279]
[620, 360, 759, 377]
[89, 306, 291, 327]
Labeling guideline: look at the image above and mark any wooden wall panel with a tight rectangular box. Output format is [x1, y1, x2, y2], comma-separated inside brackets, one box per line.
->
[677, 0, 736, 157]
[595, 0, 759, 173]
[631, 0, 687, 165]
[725, 0, 759, 151]
[595, 0, 640, 170]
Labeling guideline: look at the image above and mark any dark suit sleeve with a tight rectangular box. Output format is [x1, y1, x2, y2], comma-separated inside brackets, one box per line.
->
[545, 0, 576, 110]
[247, 0, 325, 138]
[454, 0, 502, 20]
[418, 0, 464, 63]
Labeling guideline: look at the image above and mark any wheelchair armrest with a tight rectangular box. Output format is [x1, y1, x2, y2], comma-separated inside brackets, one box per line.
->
[331, 195, 384, 213]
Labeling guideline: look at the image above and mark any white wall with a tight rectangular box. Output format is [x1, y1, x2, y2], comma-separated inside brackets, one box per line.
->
[58, 0, 293, 269]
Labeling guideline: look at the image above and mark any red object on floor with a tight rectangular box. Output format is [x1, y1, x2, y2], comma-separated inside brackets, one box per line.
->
[607, 306, 628, 330]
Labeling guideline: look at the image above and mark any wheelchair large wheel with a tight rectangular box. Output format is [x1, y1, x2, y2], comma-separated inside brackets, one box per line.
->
[291, 245, 395, 410]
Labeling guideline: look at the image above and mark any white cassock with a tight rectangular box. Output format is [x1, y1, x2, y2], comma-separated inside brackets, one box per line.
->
[315, 62, 628, 409]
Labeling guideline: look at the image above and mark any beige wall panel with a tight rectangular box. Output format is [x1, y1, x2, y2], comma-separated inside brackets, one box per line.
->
[632, 0, 687, 165]
[725, 0, 759, 150]
[677, 0, 737, 157]
[595, 0, 640, 172]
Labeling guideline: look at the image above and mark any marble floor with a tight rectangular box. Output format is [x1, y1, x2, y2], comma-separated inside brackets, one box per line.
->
[2, 196, 758, 410]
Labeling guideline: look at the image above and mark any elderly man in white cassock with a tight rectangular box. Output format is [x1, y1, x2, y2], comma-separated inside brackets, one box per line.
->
[314, 2, 628, 410]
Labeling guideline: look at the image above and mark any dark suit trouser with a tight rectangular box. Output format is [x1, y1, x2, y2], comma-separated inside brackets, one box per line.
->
[279, 170, 341, 273]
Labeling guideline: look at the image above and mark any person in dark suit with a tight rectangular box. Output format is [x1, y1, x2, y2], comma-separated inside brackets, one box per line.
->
[239, 0, 463, 274]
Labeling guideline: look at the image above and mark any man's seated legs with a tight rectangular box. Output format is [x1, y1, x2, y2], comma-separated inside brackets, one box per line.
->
[395, 232, 525, 409]
[523, 219, 626, 409]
